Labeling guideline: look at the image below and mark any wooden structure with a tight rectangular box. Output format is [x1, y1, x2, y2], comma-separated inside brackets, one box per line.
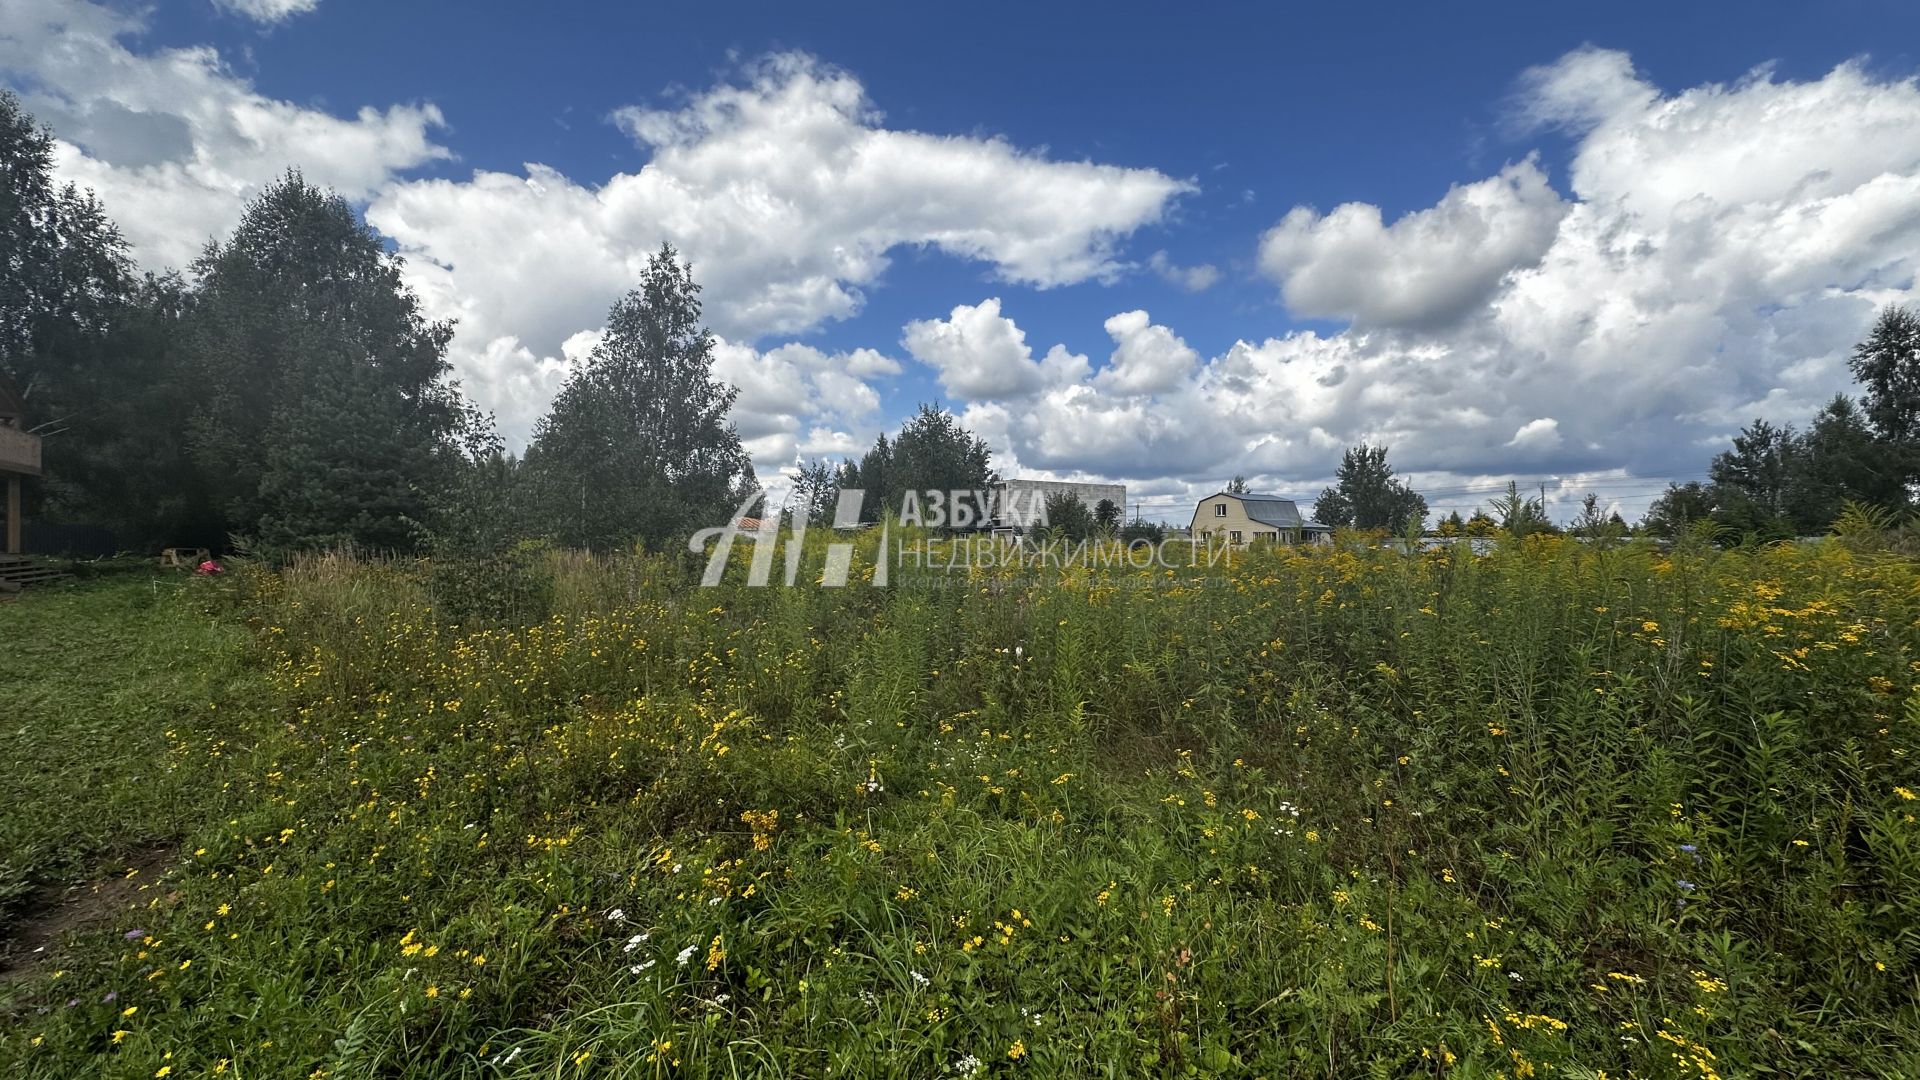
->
[0, 374, 40, 556]
[0, 554, 66, 591]
[162, 547, 211, 570]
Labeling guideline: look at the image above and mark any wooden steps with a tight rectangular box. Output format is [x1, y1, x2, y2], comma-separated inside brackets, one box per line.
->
[0, 554, 69, 591]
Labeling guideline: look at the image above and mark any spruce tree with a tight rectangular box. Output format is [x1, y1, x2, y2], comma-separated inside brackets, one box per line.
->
[186, 171, 462, 548]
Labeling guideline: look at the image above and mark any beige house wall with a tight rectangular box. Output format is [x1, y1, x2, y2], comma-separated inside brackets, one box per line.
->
[1189, 494, 1299, 546]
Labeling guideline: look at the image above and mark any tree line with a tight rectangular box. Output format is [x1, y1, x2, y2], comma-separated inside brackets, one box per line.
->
[5, 92, 1047, 560]
[9, 88, 1916, 559]
[1645, 312, 1918, 538]
[785, 408, 1166, 540]
[1305, 307, 1920, 544]
[0, 92, 978, 559]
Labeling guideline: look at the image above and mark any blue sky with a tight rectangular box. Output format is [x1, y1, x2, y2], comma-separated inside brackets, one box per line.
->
[7, 0, 1920, 521]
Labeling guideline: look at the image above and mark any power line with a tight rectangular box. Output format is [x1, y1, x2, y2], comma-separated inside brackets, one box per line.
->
[1119, 475, 1710, 506]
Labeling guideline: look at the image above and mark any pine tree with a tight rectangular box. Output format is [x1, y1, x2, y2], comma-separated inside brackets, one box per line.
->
[1, 90, 131, 381]
[255, 358, 440, 552]
[42, 275, 222, 548]
[0, 90, 148, 538]
[851, 434, 892, 523]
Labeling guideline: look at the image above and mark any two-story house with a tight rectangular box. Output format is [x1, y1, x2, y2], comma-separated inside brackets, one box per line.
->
[1188, 491, 1331, 547]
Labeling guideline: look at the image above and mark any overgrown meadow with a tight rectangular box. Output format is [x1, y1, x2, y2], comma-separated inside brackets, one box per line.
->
[3, 533, 1920, 1078]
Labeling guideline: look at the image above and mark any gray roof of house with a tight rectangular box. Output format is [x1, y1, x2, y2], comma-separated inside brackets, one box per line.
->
[1197, 491, 1334, 531]
[1235, 495, 1304, 530]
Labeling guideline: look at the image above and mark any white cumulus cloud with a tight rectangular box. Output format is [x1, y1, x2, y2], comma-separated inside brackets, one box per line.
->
[4, 19, 1190, 457]
[1259, 158, 1568, 328]
[709, 338, 900, 477]
[1122, 46, 1920, 521]
[13, 15, 1920, 521]
[919, 44, 1920, 514]
[902, 298, 1089, 402]
[366, 53, 1191, 444]
[1506, 417, 1563, 452]
[1095, 310, 1199, 396]
[1, 0, 446, 273]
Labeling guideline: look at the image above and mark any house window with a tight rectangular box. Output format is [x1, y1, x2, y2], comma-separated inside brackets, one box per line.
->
[1214, 503, 1226, 517]
[1230, 530, 1242, 544]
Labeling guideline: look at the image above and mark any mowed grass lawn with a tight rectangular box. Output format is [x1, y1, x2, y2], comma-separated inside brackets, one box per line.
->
[0, 576, 269, 950]
[2, 537, 1919, 1079]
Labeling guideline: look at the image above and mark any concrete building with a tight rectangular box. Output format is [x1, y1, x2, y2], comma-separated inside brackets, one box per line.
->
[992, 478, 1126, 530]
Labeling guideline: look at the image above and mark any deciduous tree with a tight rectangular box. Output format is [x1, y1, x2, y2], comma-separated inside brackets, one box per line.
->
[1042, 491, 1094, 541]
[1313, 444, 1427, 531]
[527, 244, 755, 550]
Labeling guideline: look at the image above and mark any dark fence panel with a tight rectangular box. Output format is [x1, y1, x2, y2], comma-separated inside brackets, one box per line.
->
[24, 521, 119, 558]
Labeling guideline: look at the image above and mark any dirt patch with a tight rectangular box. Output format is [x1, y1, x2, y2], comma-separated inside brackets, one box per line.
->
[0, 846, 177, 987]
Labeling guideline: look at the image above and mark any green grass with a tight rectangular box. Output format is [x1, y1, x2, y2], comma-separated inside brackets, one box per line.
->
[1, 539, 1918, 1078]
[0, 576, 269, 947]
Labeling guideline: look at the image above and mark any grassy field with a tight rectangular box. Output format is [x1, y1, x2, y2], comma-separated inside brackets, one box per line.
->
[2, 535, 1919, 1078]
[0, 577, 269, 945]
